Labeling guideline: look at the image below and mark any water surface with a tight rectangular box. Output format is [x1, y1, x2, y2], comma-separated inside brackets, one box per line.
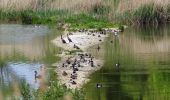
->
[0, 24, 60, 99]
[85, 25, 170, 100]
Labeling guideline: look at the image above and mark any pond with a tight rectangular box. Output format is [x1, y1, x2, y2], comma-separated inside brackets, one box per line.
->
[85, 25, 170, 100]
[0, 24, 170, 100]
[0, 24, 60, 99]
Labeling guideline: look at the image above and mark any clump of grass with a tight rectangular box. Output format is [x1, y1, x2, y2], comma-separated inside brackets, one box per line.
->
[117, 3, 170, 25]
[91, 3, 111, 15]
[33, 70, 85, 100]
[0, 9, 68, 24]
[0, 59, 6, 67]
[19, 80, 32, 99]
[65, 13, 116, 29]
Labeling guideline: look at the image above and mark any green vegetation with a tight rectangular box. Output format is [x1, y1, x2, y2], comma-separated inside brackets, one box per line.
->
[0, 58, 6, 67]
[65, 14, 117, 29]
[33, 70, 85, 100]
[20, 80, 32, 99]
[0, 0, 170, 25]
[17, 70, 85, 100]
[0, 9, 68, 25]
[118, 3, 170, 24]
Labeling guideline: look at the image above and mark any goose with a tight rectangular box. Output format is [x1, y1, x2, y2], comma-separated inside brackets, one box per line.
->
[34, 71, 41, 79]
[71, 81, 77, 85]
[73, 44, 80, 49]
[62, 71, 68, 76]
[61, 35, 66, 43]
[67, 34, 72, 42]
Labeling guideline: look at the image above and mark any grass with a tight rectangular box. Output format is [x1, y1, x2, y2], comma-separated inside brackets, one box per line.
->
[65, 13, 118, 29]
[115, 2, 170, 25]
[0, 0, 170, 25]
[0, 9, 68, 24]
[33, 70, 85, 100]
[0, 9, 119, 28]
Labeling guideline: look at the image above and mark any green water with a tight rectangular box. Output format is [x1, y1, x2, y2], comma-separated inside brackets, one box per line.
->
[0, 24, 170, 100]
[85, 25, 170, 100]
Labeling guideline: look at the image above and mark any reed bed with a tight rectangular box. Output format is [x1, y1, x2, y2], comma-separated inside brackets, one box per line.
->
[0, 0, 169, 25]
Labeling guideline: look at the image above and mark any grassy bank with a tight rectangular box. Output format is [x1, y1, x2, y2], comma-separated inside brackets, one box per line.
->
[0, 0, 170, 25]
[19, 70, 85, 100]
[0, 9, 120, 28]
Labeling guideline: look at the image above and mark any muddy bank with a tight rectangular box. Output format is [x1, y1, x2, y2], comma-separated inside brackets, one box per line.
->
[52, 28, 119, 89]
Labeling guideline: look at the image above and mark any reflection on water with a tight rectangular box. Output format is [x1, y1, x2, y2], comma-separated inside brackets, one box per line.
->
[7, 62, 43, 89]
[0, 24, 60, 99]
[85, 25, 170, 100]
[0, 24, 49, 59]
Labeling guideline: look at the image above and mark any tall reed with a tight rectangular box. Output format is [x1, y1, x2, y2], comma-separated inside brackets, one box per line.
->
[0, 0, 169, 25]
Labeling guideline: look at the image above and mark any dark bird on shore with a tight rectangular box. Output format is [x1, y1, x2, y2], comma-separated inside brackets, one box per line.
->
[99, 39, 102, 42]
[62, 71, 68, 76]
[73, 66, 79, 71]
[78, 63, 81, 67]
[67, 34, 72, 42]
[71, 74, 77, 79]
[34, 71, 41, 79]
[98, 35, 101, 37]
[73, 44, 80, 49]
[90, 60, 94, 67]
[72, 81, 77, 85]
[61, 35, 66, 43]
[62, 63, 65, 67]
[85, 53, 88, 56]
[66, 58, 71, 64]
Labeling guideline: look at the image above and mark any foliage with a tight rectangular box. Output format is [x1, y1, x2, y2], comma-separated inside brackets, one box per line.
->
[19, 80, 32, 100]
[72, 89, 85, 100]
[65, 14, 116, 29]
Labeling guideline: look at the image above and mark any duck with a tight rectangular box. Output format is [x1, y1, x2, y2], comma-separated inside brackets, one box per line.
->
[61, 35, 66, 43]
[115, 62, 120, 68]
[62, 71, 68, 76]
[34, 71, 41, 79]
[67, 34, 72, 42]
[96, 83, 102, 88]
[73, 44, 80, 49]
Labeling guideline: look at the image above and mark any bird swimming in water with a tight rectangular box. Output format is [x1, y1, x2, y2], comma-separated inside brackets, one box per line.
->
[34, 71, 41, 79]
[115, 62, 120, 68]
[96, 83, 102, 88]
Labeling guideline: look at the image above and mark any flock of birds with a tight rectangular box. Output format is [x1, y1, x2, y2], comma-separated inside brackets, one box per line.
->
[59, 28, 122, 88]
[61, 53, 96, 85]
[60, 29, 121, 50]
[32, 28, 122, 89]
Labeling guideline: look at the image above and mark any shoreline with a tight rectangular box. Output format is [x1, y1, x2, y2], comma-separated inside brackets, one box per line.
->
[52, 28, 118, 89]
